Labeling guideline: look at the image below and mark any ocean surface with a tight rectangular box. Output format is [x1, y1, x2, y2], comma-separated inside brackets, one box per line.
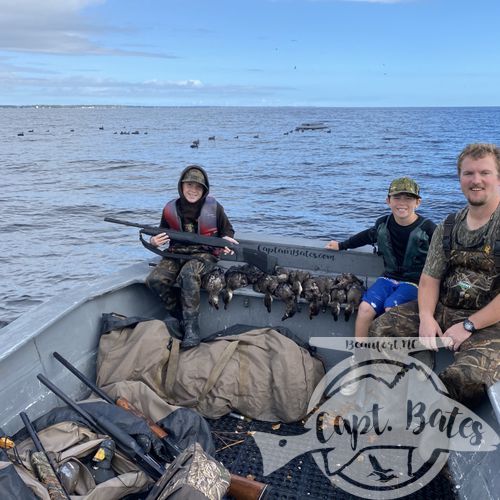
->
[1, 106, 499, 328]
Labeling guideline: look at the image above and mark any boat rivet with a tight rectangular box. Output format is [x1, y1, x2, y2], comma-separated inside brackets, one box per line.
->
[243, 298, 249, 308]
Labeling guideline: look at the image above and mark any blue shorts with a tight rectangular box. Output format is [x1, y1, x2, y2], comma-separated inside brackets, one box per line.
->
[362, 277, 418, 316]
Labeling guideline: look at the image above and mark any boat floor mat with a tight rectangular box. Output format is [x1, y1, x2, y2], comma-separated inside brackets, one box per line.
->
[208, 414, 458, 500]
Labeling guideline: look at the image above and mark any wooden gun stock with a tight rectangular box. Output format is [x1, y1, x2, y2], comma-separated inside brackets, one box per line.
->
[115, 398, 268, 500]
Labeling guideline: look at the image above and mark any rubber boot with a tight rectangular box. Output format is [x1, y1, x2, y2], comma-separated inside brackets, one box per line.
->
[163, 311, 183, 339]
[182, 315, 201, 349]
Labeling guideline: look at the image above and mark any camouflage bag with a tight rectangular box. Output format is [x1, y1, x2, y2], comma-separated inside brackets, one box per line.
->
[147, 442, 230, 500]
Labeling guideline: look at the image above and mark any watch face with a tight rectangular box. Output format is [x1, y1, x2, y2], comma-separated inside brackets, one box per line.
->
[463, 320, 475, 332]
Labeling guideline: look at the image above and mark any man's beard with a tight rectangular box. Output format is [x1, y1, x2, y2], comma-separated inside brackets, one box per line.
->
[467, 197, 486, 207]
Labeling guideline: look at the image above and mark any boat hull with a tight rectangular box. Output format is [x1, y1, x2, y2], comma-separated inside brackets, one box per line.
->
[1, 235, 498, 499]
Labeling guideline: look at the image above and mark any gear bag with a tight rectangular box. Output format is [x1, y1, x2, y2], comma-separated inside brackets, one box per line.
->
[0, 448, 39, 500]
[11, 420, 150, 499]
[97, 317, 325, 422]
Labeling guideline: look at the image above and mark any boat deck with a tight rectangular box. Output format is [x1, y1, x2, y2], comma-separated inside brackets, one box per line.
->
[210, 413, 457, 499]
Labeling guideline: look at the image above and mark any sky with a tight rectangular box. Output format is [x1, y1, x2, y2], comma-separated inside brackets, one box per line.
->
[0, 0, 499, 107]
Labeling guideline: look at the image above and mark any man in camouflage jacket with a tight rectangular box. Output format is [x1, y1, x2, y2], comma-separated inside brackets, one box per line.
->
[370, 143, 500, 407]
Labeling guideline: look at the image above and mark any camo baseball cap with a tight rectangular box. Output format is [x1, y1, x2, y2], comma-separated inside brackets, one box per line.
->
[388, 177, 421, 198]
[182, 167, 208, 189]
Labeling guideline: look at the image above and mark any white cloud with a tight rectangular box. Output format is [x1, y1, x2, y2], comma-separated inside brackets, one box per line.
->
[0, 0, 173, 57]
[0, 72, 292, 103]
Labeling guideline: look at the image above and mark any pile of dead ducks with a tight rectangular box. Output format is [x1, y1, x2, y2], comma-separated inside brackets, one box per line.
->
[201, 264, 366, 322]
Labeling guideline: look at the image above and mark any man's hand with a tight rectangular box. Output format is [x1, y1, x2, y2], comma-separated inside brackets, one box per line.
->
[222, 235, 239, 255]
[441, 323, 472, 351]
[325, 240, 340, 250]
[150, 232, 170, 248]
[418, 315, 442, 351]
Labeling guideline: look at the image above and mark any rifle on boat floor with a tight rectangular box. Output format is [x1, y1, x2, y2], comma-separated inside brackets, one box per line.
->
[104, 216, 277, 274]
[36, 373, 165, 481]
[52, 351, 269, 500]
[19, 411, 71, 500]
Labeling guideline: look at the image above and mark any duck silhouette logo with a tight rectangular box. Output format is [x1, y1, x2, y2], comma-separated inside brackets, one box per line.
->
[253, 337, 499, 499]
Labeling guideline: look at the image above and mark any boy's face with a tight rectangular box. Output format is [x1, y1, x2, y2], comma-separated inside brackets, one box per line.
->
[182, 181, 204, 203]
[386, 194, 421, 223]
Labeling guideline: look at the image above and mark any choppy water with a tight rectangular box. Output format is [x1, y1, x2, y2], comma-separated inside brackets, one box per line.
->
[1, 105, 499, 327]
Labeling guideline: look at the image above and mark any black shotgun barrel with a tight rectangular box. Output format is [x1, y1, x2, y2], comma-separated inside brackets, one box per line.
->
[104, 216, 237, 249]
[20, 412, 70, 500]
[104, 216, 277, 273]
[52, 352, 114, 405]
[36, 374, 165, 481]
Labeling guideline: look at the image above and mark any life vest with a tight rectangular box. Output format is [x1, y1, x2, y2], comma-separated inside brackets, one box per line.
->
[162, 196, 218, 236]
[162, 196, 220, 255]
[375, 215, 430, 283]
[440, 211, 500, 310]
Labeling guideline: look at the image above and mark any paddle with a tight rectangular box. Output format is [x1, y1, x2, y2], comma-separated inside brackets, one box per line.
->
[104, 216, 277, 273]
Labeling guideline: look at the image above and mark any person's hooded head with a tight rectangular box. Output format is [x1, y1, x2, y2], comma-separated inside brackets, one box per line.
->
[178, 165, 209, 198]
[177, 165, 210, 220]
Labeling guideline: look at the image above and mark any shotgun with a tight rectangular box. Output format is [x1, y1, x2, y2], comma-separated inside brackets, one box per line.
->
[104, 216, 277, 274]
[36, 373, 165, 481]
[52, 351, 268, 500]
[20, 412, 70, 500]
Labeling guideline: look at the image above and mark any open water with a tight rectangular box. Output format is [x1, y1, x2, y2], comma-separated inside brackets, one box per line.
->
[1, 106, 500, 327]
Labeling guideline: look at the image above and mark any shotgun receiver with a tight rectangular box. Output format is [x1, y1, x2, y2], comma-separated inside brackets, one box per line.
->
[104, 216, 277, 274]
[19, 412, 70, 500]
[52, 351, 268, 500]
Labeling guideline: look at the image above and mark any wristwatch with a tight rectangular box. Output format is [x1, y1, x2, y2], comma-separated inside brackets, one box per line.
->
[463, 318, 476, 334]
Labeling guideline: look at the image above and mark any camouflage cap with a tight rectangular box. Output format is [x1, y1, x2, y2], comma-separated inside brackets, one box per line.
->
[388, 177, 421, 198]
[181, 168, 208, 189]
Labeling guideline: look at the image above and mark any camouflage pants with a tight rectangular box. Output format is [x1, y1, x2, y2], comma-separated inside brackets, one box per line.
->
[146, 253, 217, 319]
[369, 300, 500, 407]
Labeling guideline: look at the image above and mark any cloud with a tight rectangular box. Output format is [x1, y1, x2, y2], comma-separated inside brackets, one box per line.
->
[0, 0, 175, 58]
[0, 72, 292, 103]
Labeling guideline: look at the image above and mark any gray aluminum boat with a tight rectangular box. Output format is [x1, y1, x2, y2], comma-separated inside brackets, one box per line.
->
[1, 234, 498, 499]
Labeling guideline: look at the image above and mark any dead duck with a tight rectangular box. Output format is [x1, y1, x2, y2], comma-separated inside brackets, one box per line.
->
[316, 276, 335, 312]
[344, 283, 365, 322]
[201, 267, 226, 310]
[237, 264, 264, 285]
[273, 282, 297, 320]
[253, 274, 280, 313]
[330, 286, 347, 321]
[222, 266, 249, 309]
[302, 277, 322, 319]
[336, 272, 364, 289]
[274, 266, 290, 283]
[288, 269, 311, 305]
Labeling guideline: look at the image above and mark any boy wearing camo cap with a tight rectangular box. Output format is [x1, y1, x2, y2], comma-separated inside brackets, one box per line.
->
[326, 177, 436, 357]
